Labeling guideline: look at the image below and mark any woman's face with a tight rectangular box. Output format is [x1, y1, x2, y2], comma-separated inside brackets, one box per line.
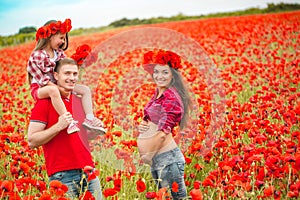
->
[153, 64, 173, 90]
[50, 32, 66, 50]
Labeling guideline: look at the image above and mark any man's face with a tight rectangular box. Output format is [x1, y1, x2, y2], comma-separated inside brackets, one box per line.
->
[54, 64, 78, 91]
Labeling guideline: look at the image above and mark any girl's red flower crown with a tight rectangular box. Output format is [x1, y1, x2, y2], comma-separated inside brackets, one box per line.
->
[35, 18, 72, 41]
[143, 49, 182, 71]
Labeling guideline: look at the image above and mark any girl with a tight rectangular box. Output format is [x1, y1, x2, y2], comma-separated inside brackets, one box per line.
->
[137, 49, 192, 200]
[27, 19, 106, 134]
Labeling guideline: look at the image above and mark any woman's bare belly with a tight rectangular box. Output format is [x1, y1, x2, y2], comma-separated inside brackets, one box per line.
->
[137, 122, 177, 156]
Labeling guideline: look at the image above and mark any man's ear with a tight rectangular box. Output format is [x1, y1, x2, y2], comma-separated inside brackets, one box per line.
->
[54, 71, 58, 81]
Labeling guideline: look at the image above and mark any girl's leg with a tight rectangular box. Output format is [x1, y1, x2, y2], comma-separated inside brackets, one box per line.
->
[37, 85, 67, 115]
[38, 85, 80, 134]
[73, 84, 93, 117]
[74, 84, 106, 134]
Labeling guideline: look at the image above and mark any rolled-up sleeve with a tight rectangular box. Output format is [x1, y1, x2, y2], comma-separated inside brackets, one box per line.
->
[158, 96, 183, 134]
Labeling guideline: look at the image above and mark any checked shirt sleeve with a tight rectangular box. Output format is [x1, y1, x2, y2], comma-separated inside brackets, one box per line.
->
[158, 92, 184, 134]
[27, 50, 52, 86]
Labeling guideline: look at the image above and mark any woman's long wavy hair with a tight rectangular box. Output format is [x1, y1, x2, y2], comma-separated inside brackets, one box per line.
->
[168, 64, 192, 130]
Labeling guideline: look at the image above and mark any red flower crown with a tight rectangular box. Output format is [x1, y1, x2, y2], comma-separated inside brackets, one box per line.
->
[35, 18, 72, 41]
[143, 49, 182, 70]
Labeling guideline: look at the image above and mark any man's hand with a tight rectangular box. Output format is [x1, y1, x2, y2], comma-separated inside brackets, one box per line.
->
[57, 112, 73, 130]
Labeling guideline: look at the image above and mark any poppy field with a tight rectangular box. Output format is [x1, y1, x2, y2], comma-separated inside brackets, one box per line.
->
[0, 11, 300, 199]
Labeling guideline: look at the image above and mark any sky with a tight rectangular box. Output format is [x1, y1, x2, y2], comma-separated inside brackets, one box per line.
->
[0, 0, 299, 36]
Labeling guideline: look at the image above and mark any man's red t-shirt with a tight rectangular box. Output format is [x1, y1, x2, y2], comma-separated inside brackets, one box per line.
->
[30, 94, 94, 176]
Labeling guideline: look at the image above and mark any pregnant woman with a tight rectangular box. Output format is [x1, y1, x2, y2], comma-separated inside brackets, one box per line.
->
[137, 49, 192, 200]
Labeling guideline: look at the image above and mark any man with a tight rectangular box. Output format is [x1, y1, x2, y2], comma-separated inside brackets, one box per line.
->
[27, 58, 102, 199]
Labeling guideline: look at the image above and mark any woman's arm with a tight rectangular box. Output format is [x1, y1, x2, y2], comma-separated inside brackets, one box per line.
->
[140, 131, 167, 165]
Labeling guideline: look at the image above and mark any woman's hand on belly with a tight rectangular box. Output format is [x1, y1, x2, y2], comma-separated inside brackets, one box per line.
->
[137, 121, 158, 156]
[138, 120, 149, 133]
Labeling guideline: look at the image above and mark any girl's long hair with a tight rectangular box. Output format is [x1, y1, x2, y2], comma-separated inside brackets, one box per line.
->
[34, 20, 69, 51]
[169, 65, 192, 130]
[28, 20, 69, 84]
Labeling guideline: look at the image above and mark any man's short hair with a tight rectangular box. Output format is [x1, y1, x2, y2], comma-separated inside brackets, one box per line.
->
[55, 58, 78, 72]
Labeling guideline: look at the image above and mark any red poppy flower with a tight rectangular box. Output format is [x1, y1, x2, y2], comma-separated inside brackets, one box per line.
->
[35, 180, 47, 192]
[143, 49, 182, 71]
[49, 180, 63, 189]
[103, 188, 118, 197]
[114, 148, 130, 160]
[35, 26, 51, 41]
[49, 180, 68, 196]
[189, 188, 203, 200]
[202, 176, 215, 187]
[60, 18, 72, 33]
[194, 180, 201, 189]
[145, 191, 157, 199]
[85, 51, 98, 66]
[38, 192, 52, 200]
[136, 179, 146, 193]
[83, 166, 100, 181]
[71, 44, 92, 66]
[113, 131, 122, 137]
[1, 180, 14, 192]
[106, 176, 114, 182]
[185, 156, 192, 164]
[143, 51, 155, 64]
[49, 21, 61, 34]
[79, 191, 95, 200]
[293, 154, 300, 171]
[171, 181, 179, 193]
[156, 187, 170, 200]
[83, 165, 94, 172]
[264, 186, 275, 197]
[77, 44, 92, 53]
[194, 163, 203, 171]
[113, 178, 122, 192]
[35, 18, 72, 41]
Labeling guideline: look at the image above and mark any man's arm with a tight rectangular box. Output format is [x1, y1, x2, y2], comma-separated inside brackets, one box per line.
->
[27, 112, 72, 149]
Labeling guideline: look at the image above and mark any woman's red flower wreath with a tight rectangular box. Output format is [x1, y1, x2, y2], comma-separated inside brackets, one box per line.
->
[36, 18, 72, 41]
[143, 49, 182, 72]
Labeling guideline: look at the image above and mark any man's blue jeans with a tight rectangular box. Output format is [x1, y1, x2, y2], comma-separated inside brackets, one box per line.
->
[49, 169, 102, 199]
